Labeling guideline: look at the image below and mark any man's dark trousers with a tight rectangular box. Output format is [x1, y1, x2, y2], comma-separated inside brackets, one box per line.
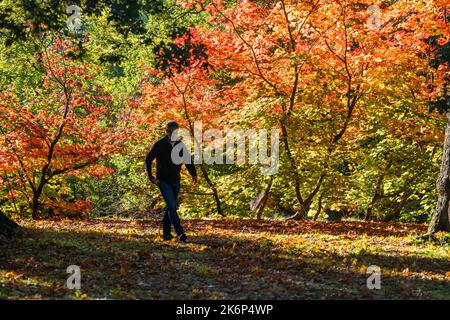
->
[157, 180, 184, 236]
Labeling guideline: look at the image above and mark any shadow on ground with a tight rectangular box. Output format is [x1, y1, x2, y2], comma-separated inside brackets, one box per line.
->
[0, 219, 447, 299]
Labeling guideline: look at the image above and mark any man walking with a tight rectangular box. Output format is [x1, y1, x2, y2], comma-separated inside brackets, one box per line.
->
[145, 121, 197, 242]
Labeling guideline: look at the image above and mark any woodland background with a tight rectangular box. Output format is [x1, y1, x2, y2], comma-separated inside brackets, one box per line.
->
[0, 0, 448, 225]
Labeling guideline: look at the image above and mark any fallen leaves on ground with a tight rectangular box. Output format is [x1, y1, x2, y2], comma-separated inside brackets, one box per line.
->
[0, 218, 449, 299]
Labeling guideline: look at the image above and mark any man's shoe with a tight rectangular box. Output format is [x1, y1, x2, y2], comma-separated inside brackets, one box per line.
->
[163, 233, 174, 241]
[178, 233, 187, 243]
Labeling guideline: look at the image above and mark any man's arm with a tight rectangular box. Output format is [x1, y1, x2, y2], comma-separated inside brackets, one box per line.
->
[186, 161, 197, 180]
[182, 142, 197, 179]
[145, 142, 158, 183]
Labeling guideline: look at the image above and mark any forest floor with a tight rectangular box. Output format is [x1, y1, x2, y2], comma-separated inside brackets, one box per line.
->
[0, 218, 449, 299]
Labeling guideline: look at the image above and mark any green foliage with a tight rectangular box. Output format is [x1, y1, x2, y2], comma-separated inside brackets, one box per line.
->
[0, 0, 447, 224]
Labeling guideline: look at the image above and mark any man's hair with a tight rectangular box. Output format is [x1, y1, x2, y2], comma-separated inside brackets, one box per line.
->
[166, 120, 179, 131]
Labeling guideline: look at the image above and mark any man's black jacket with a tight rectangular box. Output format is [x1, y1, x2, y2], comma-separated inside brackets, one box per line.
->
[145, 136, 197, 183]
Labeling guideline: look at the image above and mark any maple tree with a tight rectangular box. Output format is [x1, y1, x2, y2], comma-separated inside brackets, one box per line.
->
[0, 36, 120, 218]
[164, 0, 448, 225]
[140, 30, 226, 216]
[0, 0, 448, 231]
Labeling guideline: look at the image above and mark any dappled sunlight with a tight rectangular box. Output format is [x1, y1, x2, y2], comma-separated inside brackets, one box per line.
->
[0, 218, 448, 299]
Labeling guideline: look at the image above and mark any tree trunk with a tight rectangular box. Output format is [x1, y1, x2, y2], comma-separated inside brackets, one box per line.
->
[313, 192, 323, 221]
[0, 210, 20, 237]
[365, 160, 392, 221]
[280, 120, 306, 216]
[31, 184, 45, 219]
[255, 176, 273, 220]
[384, 191, 412, 222]
[199, 163, 224, 217]
[365, 196, 377, 221]
[289, 203, 310, 220]
[429, 111, 450, 233]
[180, 92, 224, 217]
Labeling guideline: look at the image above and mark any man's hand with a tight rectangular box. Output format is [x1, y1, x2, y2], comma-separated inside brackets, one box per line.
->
[192, 176, 198, 185]
[150, 177, 159, 185]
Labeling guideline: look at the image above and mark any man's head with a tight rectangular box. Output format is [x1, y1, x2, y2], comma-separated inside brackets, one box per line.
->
[165, 120, 180, 141]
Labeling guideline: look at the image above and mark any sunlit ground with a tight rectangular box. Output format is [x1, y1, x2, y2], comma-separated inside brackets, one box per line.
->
[0, 218, 449, 299]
